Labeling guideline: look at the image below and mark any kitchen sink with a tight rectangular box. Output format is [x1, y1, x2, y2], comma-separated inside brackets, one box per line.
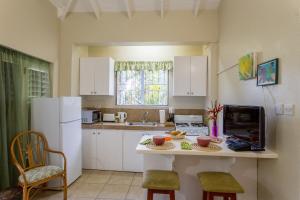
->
[126, 122, 158, 126]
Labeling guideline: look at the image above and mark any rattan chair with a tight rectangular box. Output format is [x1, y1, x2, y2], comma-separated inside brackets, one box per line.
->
[10, 131, 67, 200]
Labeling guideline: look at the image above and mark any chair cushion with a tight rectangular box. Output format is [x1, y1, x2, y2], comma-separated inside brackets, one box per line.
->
[19, 165, 64, 184]
[197, 172, 244, 193]
[142, 170, 180, 190]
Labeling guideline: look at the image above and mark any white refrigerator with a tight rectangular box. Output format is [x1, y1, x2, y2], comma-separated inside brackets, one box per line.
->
[31, 97, 82, 186]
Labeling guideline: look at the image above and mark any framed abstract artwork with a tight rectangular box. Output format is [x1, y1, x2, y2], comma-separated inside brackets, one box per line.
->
[238, 52, 257, 80]
[257, 58, 279, 86]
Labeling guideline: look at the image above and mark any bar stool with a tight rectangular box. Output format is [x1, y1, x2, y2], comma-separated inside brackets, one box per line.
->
[197, 172, 244, 200]
[142, 170, 180, 200]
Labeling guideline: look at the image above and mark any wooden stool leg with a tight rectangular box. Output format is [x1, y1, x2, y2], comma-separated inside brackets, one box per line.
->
[203, 191, 207, 200]
[231, 193, 237, 200]
[147, 189, 154, 200]
[208, 192, 214, 200]
[169, 190, 175, 200]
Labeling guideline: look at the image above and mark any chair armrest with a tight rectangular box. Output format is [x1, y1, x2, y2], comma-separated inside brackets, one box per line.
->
[45, 148, 67, 171]
[14, 163, 28, 185]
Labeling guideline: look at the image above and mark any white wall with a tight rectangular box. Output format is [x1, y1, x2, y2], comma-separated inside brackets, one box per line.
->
[0, 0, 60, 96]
[60, 11, 219, 96]
[218, 0, 300, 199]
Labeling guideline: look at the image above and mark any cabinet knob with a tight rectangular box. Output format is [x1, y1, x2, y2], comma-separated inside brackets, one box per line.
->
[191, 92, 194, 95]
[93, 132, 96, 135]
[91, 91, 93, 95]
[98, 132, 100, 135]
[187, 92, 190, 95]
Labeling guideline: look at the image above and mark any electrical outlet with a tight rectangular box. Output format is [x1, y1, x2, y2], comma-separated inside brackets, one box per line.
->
[284, 104, 295, 116]
[275, 104, 284, 115]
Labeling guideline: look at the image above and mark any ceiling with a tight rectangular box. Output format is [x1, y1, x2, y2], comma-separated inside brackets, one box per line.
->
[50, 0, 221, 20]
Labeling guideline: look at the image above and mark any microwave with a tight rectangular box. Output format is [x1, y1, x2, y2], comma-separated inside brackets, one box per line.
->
[82, 110, 101, 124]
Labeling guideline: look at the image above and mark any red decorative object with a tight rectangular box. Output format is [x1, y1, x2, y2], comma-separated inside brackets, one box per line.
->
[207, 100, 223, 138]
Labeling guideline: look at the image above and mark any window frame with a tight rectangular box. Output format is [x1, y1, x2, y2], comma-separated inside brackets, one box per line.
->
[115, 70, 169, 107]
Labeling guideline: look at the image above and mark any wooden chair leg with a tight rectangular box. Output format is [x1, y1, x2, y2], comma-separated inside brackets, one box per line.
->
[22, 187, 28, 200]
[169, 190, 175, 200]
[63, 175, 67, 200]
[203, 191, 207, 200]
[147, 189, 154, 200]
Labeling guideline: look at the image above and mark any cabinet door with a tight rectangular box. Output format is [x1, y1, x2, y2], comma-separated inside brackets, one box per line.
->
[190, 56, 207, 96]
[123, 131, 144, 172]
[82, 129, 97, 169]
[173, 56, 191, 96]
[94, 58, 115, 96]
[80, 58, 95, 95]
[96, 130, 123, 171]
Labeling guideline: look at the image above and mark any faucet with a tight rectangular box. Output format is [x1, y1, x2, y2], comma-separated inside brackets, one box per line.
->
[142, 111, 149, 123]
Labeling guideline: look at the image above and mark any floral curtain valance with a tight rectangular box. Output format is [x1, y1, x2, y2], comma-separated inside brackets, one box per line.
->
[114, 61, 173, 71]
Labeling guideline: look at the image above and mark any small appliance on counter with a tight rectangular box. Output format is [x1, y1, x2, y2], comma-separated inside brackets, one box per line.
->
[81, 109, 101, 124]
[174, 115, 209, 136]
[103, 113, 116, 122]
[159, 110, 166, 124]
[117, 112, 127, 123]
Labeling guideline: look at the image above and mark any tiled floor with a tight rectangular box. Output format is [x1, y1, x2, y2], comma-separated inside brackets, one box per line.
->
[34, 170, 145, 200]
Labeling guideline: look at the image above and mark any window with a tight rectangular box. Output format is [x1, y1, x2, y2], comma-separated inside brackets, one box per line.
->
[27, 68, 50, 98]
[117, 70, 168, 106]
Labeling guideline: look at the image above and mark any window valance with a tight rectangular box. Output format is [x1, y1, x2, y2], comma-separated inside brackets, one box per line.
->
[114, 61, 173, 71]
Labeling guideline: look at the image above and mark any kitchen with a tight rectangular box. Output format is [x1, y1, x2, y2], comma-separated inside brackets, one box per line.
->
[0, 0, 299, 200]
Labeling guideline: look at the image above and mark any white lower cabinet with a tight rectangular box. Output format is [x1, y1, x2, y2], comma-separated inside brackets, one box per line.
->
[123, 131, 144, 172]
[82, 129, 122, 171]
[97, 130, 123, 171]
[82, 129, 97, 169]
[82, 129, 164, 172]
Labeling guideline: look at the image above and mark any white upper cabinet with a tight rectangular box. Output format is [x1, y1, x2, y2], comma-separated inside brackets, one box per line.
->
[173, 56, 191, 96]
[173, 56, 207, 96]
[80, 57, 115, 96]
[190, 56, 207, 96]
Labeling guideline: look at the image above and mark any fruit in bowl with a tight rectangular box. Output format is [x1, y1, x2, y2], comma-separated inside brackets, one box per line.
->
[197, 136, 211, 147]
[153, 136, 165, 146]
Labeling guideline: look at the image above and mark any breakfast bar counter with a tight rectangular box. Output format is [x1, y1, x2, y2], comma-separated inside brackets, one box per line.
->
[136, 135, 278, 200]
[136, 136, 278, 159]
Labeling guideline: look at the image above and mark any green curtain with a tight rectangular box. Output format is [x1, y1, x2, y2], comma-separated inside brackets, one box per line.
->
[115, 61, 173, 71]
[0, 46, 50, 189]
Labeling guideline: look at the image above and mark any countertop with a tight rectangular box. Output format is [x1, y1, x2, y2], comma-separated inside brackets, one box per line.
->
[82, 122, 176, 131]
[136, 135, 278, 159]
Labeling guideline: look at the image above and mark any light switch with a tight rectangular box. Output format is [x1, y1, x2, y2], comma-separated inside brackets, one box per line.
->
[275, 104, 284, 115]
[284, 104, 295, 116]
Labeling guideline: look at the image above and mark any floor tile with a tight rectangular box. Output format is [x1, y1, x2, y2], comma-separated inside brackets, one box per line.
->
[75, 173, 90, 184]
[126, 186, 145, 200]
[73, 183, 104, 198]
[86, 174, 111, 184]
[108, 173, 134, 185]
[132, 174, 143, 186]
[97, 184, 130, 199]
[69, 197, 95, 200]
[84, 169, 113, 176]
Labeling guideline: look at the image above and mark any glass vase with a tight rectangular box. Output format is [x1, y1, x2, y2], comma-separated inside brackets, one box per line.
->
[211, 119, 218, 138]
